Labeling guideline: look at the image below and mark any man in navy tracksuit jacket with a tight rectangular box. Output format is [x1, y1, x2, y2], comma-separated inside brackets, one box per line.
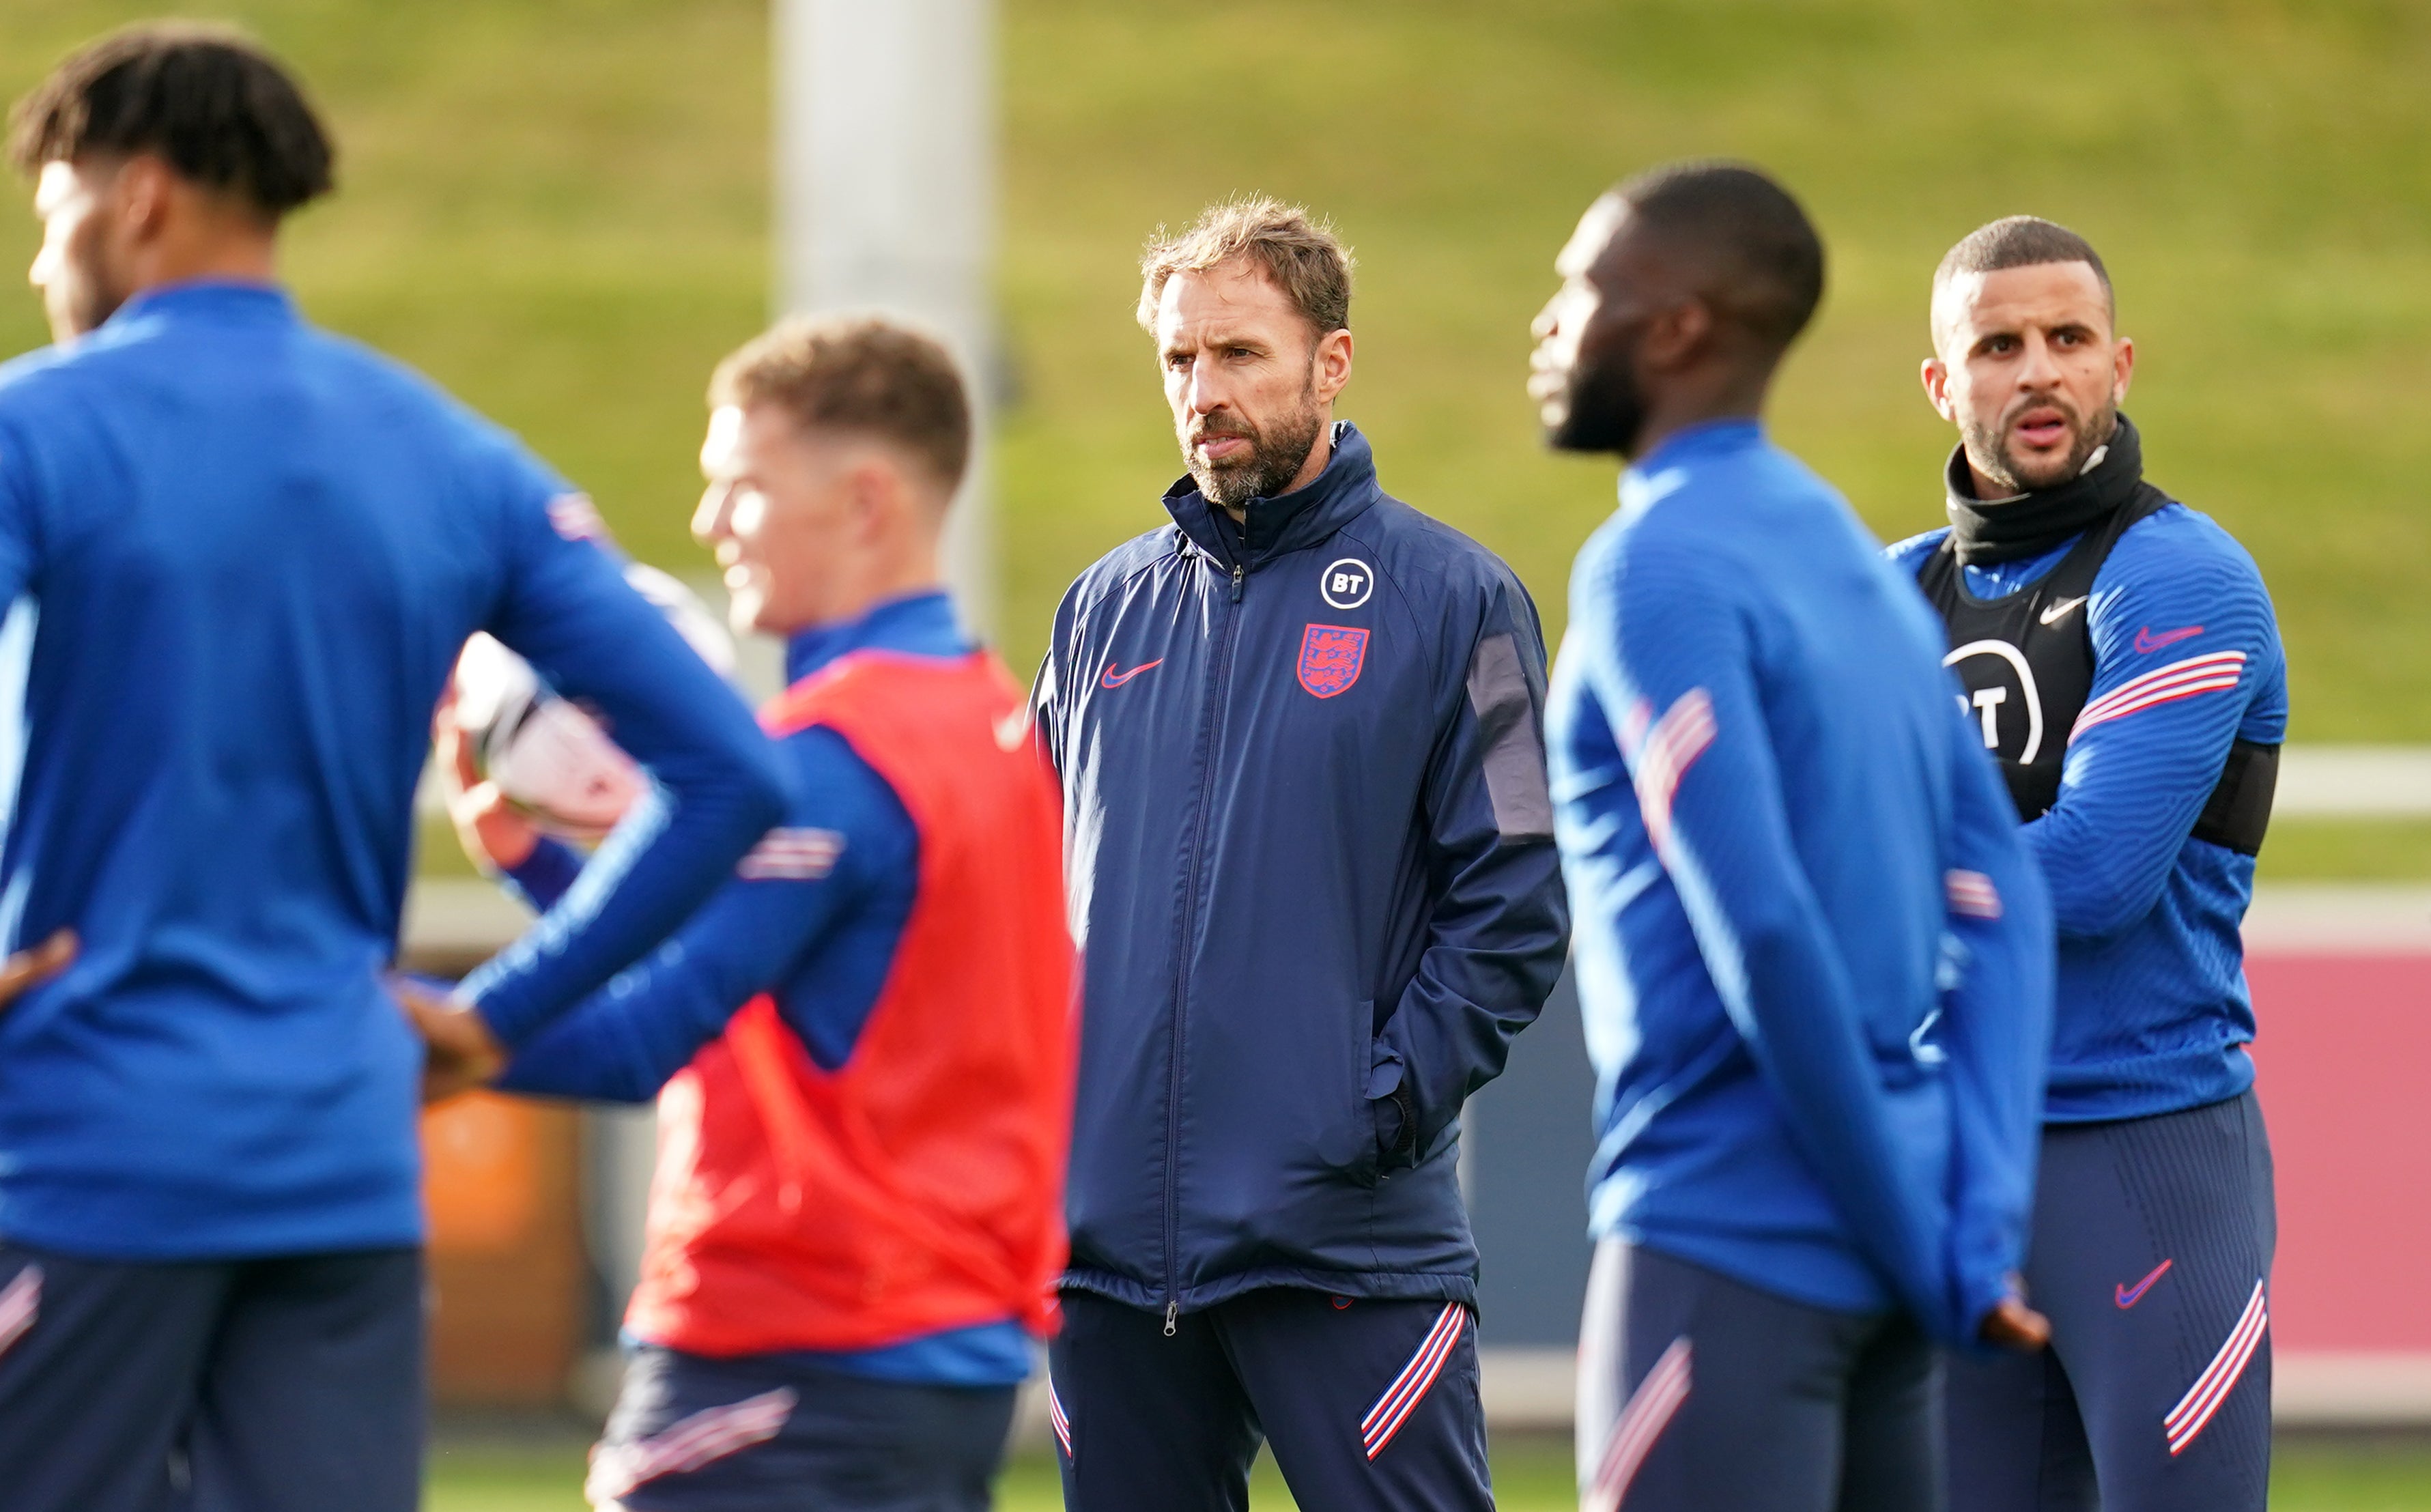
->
[1532, 166, 2056, 1512]
[0, 33, 784, 1512]
[1032, 200, 1569, 1511]
[1896, 217, 2287, 1512]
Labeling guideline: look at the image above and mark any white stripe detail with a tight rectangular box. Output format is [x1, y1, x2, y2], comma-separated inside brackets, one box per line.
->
[1361, 1304, 1467, 1459]
[736, 827, 846, 881]
[2165, 1281, 2267, 1456]
[1047, 1378, 1072, 1457]
[2071, 651, 2246, 740]
[547, 491, 609, 542]
[0, 1266, 39, 1360]
[1630, 689, 1718, 855]
[1589, 1337, 1692, 1512]
[1945, 869, 2002, 919]
[584, 1386, 797, 1504]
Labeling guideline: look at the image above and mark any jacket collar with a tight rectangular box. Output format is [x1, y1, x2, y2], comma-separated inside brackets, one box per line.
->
[1161, 420, 1382, 571]
[1942, 412, 2145, 567]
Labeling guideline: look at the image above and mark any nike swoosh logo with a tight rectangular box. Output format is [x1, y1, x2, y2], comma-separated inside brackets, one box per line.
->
[2116, 1258, 2174, 1309]
[2039, 596, 2088, 627]
[1100, 659, 1163, 689]
[2133, 625, 2204, 655]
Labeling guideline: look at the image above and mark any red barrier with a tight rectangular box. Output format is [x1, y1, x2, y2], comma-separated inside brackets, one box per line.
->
[2248, 952, 2431, 1353]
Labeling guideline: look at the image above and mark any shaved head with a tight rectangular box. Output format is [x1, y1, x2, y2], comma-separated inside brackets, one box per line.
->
[1931, 216, 2112, 352]
[1529, 160, 1823, 457]
[1611, 160, 1824, 352]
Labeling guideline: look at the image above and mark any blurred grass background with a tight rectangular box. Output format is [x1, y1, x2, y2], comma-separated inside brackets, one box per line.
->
[0, 3, 2423, 1506]
[4, 0, 2423, 879]
[4, 0, 2428, 713]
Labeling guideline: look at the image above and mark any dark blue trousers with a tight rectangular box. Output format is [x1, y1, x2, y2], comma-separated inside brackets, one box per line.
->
[1049, 1287, 1493, 1512]
[1575, 1242, 1939, 1512]
[591, 1345, 1017, 1511]
[0, 1242, 423, 1512]
[1946, 1091, 2275, 1512]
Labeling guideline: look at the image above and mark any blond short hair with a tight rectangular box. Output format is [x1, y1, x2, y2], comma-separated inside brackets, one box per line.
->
[709, 315, 971, 489]
[1136, 196, 1354, 337]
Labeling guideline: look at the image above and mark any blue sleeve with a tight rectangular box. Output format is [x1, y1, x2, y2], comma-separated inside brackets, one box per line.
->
[454, 449, 788, 1047]
[1584, 534, 1952, 1337]
[1371, 568, 1571, 1164]
[1935, 704, 2056, 1345]
[498, 728, 906, 1101]
[2025, 517, 2284, 939]
[0, 420, 40, 605]
[500, 838, 585, 914]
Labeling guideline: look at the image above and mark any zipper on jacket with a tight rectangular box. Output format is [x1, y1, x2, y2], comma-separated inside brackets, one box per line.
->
[1161, 547, 1249, 1332]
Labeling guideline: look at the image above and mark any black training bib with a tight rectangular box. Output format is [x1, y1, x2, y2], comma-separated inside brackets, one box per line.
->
[1914, 485, 2275, 855]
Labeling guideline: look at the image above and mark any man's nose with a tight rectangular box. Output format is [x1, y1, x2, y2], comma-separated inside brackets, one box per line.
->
[690, 480, 735, 545]
[1182, 357, 1226, 416]
[2016, 332, 2064, 388]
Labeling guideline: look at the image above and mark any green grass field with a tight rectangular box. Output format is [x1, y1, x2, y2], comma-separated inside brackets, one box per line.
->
[424, 1436, 2431, 1511]
[0, 7, 2423, 1506]
[3, 0, 2429, 744]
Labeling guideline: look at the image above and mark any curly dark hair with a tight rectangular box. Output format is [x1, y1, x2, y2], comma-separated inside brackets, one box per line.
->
[8, 22, 335, 220]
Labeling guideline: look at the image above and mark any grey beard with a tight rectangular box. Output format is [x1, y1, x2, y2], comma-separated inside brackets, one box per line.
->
[1187, 402, 1325, 509]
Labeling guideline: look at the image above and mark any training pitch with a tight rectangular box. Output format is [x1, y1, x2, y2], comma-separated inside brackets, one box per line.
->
[424, 1436, 2431, 1511]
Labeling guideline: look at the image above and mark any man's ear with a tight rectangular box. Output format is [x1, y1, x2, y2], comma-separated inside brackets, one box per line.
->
[1920, 357, 1956, 423]
[113, 155, 177, 244]
[849, 454, 910, 542]
[1640, 297, 1711, 373]
[2110, 335, 2135, 404]
[1311, 327, 1354, 405]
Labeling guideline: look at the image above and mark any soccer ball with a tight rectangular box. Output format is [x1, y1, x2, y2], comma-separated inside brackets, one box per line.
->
[451, 564, 735, 842]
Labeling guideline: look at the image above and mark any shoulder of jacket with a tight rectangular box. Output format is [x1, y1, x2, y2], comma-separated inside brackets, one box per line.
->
[1079, 525, 1181, 590]
[1336, 494, 1518, 605]
[1063, 523, 1183, 605]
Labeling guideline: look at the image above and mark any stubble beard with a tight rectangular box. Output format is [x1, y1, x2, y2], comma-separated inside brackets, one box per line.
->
[1966, 397, 2118, 494]
[1184, 384, 1326, 510]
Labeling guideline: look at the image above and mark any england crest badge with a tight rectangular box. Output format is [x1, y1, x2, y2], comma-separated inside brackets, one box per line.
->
[1297, 624, 1369, 699]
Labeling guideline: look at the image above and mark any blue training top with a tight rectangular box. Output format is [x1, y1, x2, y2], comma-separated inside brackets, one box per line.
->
[1548, 420, 2053, 1343]
[0, 282, 786, 1261]
[498, 590, 1028, 1387]
[1888, 502, 2288, 1123]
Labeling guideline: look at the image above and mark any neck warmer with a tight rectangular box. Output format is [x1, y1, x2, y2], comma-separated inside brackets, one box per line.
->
[1944, 412, 2144, 567]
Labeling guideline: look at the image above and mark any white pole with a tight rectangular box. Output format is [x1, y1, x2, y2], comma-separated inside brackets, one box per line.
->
[773, 0, 999, 635]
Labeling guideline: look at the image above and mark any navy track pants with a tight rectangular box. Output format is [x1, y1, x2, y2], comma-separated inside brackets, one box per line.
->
[1048, 1287, 1492, 1512]
[0, 1242, 424, 1512]
[1946, 1089, 2275, 1511]
[1574, 1241, 1940, 1512]
[590, 1345, 1017, 1511]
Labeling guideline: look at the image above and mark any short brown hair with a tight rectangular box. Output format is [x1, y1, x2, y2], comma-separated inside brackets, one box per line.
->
[9, 23, 335, 220]
[1136, 196, 1354, 337]
[1934, 216, 2114, 313]
[710, 315, 972, 491]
